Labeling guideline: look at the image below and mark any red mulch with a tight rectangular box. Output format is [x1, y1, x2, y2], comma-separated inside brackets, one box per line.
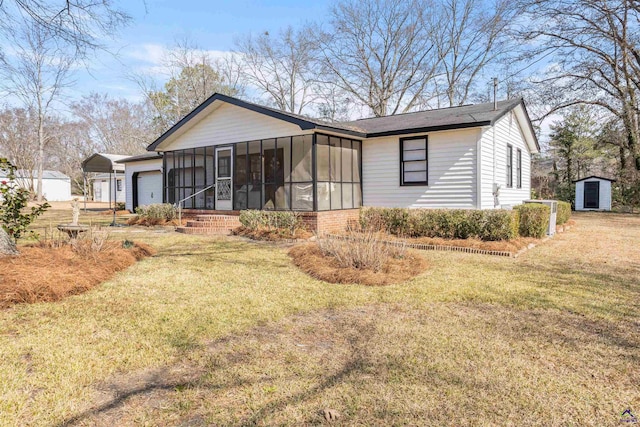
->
[0, 242, 155, 307]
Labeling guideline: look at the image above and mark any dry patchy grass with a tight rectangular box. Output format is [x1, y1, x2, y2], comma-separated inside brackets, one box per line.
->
[0, 211, 637, 426]
[66, 303, 639, 426]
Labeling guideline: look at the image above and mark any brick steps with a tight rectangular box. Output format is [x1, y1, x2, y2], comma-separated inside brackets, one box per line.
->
[176, 214, 241, 236]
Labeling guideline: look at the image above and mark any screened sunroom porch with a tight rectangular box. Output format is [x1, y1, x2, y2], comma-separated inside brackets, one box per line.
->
[163, 133, 362, 212]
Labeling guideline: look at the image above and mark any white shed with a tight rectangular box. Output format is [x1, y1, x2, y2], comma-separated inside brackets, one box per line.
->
[0, 170, 72, 201]
[116, 153, 163, 212]
[81, 153, 128, 207]
[574, 176, 615, 211]
[91, 174, 126, 203]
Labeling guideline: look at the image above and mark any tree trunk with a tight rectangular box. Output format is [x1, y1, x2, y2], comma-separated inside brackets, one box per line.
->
[0, 228, 18, 256]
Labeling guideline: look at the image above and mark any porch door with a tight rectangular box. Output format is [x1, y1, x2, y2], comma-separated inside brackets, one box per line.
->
[215, 147, 233, 210]
[584, 181, 600, 209]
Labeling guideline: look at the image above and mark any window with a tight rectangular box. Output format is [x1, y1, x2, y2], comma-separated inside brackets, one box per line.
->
[516, 148, 522, 189]
[506, 144, 513, 188]
[400, 137, 428, 185]
[116, 179, 122, 192]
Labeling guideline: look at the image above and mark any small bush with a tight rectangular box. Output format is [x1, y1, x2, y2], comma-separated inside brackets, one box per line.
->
[135, 203, 177, 221]
[514, 204, 550, 238]
[115, 202, 126, 211]
[556, 201, 571, 225]
[238, 210, 302, 234]
[317, 229, 406, 272]
[360, 207, 519, 241]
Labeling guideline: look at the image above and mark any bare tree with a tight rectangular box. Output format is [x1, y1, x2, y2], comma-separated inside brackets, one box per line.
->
[434, 0, 517, 107]
[0, 107, 38, 191]
[0, 0, 131, 57]
[47, 118, 98, 194]
[520, 0, 640, 171]
[70, 93, 154, 155]
[315, 0, 441, 117]
[236, 26, 317, 114]
[132, 39, 245, 134]
[0, 19, 75, 201]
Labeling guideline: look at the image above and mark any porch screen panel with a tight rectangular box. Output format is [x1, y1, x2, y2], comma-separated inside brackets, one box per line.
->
[164, 148, 214, 209]
[204, 147, 215, 209]
[291, 135, 313, 211]
[276, 137, 291, 210]
[234, 142, 248, 210]
[248, 141, 262, 209]
[262, 139, 276, 210]
[194, 148, 207, 209]
[316, 134, 362, 210]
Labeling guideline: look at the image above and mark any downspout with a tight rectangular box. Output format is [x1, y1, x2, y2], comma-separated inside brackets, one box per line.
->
[492, 124, 500, 208]
[476, 129, 482, 209]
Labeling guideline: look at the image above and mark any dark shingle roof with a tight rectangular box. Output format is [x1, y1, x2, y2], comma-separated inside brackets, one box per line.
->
[337, 99, 523, 137]
[146, 93, 536, 151]
[116, 152, 163, 163]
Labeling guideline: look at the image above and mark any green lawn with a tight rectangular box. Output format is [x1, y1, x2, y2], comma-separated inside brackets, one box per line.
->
[0, 211, 638, 426]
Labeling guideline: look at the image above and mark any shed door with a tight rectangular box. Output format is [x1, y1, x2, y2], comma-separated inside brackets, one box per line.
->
[138, 171, 162, 207]
[584, 181, 600, 209]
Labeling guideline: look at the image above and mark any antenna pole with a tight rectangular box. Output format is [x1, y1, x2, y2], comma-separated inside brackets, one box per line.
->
[493, 77, 498, 110]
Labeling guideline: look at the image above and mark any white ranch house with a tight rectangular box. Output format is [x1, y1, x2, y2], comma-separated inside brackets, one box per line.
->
[131, 94, 538, 233]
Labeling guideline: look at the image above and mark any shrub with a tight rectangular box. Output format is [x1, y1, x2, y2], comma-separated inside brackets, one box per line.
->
[316, 229, 406, 272]
[0, 158, 50, 243]
[514, 204, 550, 238]
[239, 210, 302, 234]
[556, 201, 571, 225]
[134, 204, 177, 221]
[360, 207, 519, 241]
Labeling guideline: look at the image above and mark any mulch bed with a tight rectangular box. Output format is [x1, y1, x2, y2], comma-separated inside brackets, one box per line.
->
[289, 243, 427, 286]
[0, 242, 155, 307]
[233, 227, 313, 241]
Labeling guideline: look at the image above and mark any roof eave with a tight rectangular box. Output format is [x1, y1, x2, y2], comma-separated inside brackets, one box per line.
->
[366, 121, 492, 138]
[146, 93, 319, 152]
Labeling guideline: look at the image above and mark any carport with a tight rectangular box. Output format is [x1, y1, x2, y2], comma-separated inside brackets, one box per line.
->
[81, 153, 128, 215]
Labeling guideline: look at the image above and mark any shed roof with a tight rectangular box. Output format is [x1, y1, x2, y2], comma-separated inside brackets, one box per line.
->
[116, 152, 163, 163]
[0, 170, 70, 180]
[573, 175, 616, 183]
[81, 153, 127, 173]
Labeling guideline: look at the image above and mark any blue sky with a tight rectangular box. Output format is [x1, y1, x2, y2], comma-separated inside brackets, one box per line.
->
[73, 0, 333, 101]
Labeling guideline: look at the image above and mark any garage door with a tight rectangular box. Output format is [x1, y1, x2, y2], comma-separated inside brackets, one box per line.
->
[137, 171, 163, 207]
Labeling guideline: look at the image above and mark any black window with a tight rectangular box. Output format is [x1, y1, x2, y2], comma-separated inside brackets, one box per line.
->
[516, 148, 522, 189]
[116, 179, 122, 192]
[400, 137, 428, 186]
[506, 144, 513, 188]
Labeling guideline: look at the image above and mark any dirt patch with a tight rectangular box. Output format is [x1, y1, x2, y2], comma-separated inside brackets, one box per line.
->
[233, 226, 313, 241]
[289, 243, 427, 286]
[0, 242, 155, 307]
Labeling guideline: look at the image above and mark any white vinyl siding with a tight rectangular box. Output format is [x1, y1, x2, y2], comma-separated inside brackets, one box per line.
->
[575, 178, 612, 211]
[123, 158, 163, 211]
[479, 111, 532, 208]
[363, 128, 478, 208]
[159, 103, 310, 151]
